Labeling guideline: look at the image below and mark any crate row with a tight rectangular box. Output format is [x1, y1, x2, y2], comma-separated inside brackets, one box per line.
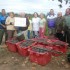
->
[6, 37, 68, 66]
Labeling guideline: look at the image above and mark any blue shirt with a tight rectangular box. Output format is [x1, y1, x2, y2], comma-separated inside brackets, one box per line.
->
[0, 15, 7, 29]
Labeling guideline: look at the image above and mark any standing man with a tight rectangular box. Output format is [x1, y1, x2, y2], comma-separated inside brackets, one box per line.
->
[0, 9, 7, 45]
[64, 8, 70, 46]
[55, 12, 65, 42]
[47, 9, 56, 36]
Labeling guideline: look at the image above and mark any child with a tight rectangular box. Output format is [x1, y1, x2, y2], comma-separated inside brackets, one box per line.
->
[26, 15, 32, 39]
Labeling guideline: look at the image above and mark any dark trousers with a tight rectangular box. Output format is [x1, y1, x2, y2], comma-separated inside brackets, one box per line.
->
[7, 30, 15, 40]
[55, 33, 66, 42]
[33, 31, 39, 38]
[65, 30, 70, 45]
[0, 29, 7, 44]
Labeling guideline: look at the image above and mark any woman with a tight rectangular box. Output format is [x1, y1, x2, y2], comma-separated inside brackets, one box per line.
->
[5, 12, 15, 40]
[32, 12, 40, 38]
[39, 13, 46, 37]
[26, 15, 32, 39]
[55, 12, 65, 41]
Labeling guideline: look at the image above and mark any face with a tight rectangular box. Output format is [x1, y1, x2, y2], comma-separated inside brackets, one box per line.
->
[34, 13, 38, 18]
[57, 12, 62, 17]
[50, 9, 54, 15]
[66, 8, 70, 15]
[40, 13, 44, 19]
[9, 12, 14, 18]
[19, 12, 25, 17]
[1, 9, 6, 15]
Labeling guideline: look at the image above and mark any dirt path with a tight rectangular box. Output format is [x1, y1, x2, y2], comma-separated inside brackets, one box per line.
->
[0, 45, 70, 70]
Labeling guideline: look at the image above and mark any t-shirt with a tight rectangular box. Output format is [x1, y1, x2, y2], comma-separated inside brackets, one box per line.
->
[0, 15, 7, 29]
[47, 15, 56, 28]
[28, 20, 32, 30]
[65, 15, 70, 27]
[32, 17, 40, 31]
[5, 16, 15, 30]
[40, 18, 46, 28]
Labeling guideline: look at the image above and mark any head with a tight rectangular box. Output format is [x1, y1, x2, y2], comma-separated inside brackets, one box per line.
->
[40, 13, 44, 19]
[25, 14, 29, 19]
[33, 12, 38, 18]
[65, 8, 70, 15]
[57, 12, 62, 17]
[50, 9, 54, 15]
[1, 9, 6, 16]
[9, 12, 14, 18]
[19, 12, 25, 17]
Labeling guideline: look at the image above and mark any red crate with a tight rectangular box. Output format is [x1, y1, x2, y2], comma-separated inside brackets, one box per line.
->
[43, 36, 58, 40]
[16, 40, 35, 57]
[28, 44, 51, 66]
[51, 45, 68, 56]
[45, 41, 68, 56]
[6, 39, 19, 52]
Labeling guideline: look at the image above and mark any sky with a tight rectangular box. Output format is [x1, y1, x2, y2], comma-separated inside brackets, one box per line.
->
[0, 0, 70, 14]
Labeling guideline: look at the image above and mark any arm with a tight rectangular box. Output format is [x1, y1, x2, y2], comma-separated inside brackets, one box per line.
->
[5, 17, 10, 26]
[26, 18, 30, 28]
[0, 19, 5, 28]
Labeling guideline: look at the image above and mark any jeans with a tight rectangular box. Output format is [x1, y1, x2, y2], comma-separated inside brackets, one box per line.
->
[28, 30, 31, 39]
[0, 29, 7, 44]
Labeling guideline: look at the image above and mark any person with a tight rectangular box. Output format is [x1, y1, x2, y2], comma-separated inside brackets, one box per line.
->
[26, 15, 32, 39]
[47, 9, 56, 36]
[55, 12, 66, 41]
[64, 8, 70, 46]
[39, 13, 46, 37]
[32, 12, 40, 38]
[0, 9, 7, 45]
[5, 12, 16, 40]
[16, 12, 30, 40]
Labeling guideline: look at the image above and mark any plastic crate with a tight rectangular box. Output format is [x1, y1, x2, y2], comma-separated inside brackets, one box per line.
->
[43, 36, 58, 40]
[28, 44, 51, 66]
[51, 45, 68, 56]
[16, 40, 35, 57]
[6, 38, 19, 52]
[32, 38, 49, 46]
[46, 42, 67, 56]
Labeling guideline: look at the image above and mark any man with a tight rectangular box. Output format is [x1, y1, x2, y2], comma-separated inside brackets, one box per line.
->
[16, 12, 30, 40]
[64, 8, 70, 46]
[55, 12, 65, 42]
[47, 9, 56, 36]
[0, 9, 7, 45]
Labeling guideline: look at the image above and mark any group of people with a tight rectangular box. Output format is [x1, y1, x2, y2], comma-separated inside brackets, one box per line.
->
[0, 8, 70, 46]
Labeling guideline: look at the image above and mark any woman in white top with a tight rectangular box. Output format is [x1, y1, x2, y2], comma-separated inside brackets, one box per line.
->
[32, 12, 40, 38]
[5, 12, 15, 40]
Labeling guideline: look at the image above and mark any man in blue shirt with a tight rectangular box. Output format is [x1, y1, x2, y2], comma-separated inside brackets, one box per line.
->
[0, 9, 7, 45]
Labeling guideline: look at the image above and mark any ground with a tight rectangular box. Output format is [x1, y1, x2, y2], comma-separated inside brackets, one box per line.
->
[0, 44, 70, 70]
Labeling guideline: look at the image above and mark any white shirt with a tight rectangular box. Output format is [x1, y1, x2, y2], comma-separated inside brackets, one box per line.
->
[47, 15, 57, 19]
[32, 17, 40, 31]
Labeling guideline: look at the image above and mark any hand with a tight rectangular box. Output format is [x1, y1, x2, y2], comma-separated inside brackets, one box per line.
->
[61, 31, 64, 34]
[10, 22, 13, 25]
[0, 24, 6, 28]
